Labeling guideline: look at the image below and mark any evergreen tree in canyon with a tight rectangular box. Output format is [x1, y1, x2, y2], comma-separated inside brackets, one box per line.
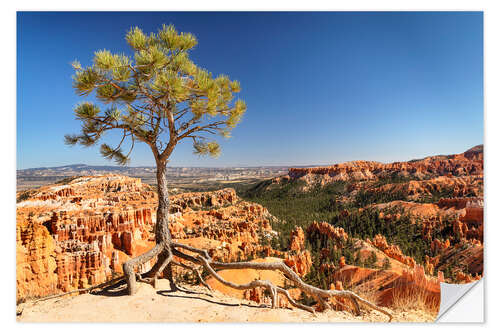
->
[65, 25, 391, 320]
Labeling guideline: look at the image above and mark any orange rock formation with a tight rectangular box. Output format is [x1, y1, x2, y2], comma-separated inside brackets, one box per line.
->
[367, 234, 416, 268]
[288, 145, 483, 183]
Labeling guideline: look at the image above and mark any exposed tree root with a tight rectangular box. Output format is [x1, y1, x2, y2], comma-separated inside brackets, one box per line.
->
[122, 238, 393, 321]
[169, 245, 393, 321]
[22, 242, 391, 322]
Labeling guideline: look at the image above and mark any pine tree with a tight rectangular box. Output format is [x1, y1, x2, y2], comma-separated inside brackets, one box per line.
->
[64, 25, 391, 320]
[382, 257, 391, 270]
[368, 251, 378, 268]
[66, 24, 245, 294]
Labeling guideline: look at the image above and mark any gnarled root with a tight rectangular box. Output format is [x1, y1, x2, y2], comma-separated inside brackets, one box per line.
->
[171, 245, 393, 322]
[120, 239, 392, 321]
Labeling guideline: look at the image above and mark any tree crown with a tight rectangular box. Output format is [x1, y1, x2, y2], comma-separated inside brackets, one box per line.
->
[65, 24, 246, 165]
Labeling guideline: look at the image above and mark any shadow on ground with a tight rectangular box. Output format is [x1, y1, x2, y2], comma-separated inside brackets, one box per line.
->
[91, 279, 267, 310]
[156, 289, 267, 309]
[91, 280, 129, 297]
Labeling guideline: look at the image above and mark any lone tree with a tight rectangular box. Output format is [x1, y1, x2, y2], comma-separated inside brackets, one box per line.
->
[66, 24, 391, 320]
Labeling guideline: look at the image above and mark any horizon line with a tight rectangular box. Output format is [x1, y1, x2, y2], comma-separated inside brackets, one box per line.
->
[17, 142, 483, 171]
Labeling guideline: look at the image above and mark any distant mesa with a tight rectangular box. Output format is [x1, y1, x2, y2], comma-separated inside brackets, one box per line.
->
[285, 145, 483, 185]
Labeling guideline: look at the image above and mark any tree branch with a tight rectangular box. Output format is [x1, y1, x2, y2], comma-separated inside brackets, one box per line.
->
[177, 121, 226, 141]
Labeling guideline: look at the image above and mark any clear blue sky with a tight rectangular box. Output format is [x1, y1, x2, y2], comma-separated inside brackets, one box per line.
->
[17, 12, 483, 169]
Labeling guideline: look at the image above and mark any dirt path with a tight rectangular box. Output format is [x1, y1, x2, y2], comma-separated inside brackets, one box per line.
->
[17, 280, 434, 323]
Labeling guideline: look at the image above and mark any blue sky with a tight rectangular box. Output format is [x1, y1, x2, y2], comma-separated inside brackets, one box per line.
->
[17, 12, 483, 169]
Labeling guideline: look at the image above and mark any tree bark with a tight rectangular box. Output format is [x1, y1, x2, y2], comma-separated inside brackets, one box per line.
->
[154, 162, 172, 244]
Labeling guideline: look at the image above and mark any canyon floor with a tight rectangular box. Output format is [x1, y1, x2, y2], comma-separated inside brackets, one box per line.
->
[17, 279, 434, 323]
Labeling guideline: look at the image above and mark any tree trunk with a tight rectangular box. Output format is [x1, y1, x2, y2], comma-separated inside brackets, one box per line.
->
[123, 161, 173, 295]
[154, 162, 172, 244]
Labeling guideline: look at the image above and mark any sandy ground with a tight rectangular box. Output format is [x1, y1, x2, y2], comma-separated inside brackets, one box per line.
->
[17, 280, 435, 323]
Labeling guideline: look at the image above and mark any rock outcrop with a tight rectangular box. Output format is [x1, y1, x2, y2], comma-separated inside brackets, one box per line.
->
[306, 221, 348, 245]
[367, 234, 416, 268]
[288, 145, 483, 183]
[17, 216, 58, 300]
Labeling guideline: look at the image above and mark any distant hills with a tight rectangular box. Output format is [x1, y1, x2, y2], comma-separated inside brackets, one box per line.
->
[17, 164, 290, 178]
[16, 164, 290, 191]
[17, 164, 293, 173]
[18, 164, 156, 174]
